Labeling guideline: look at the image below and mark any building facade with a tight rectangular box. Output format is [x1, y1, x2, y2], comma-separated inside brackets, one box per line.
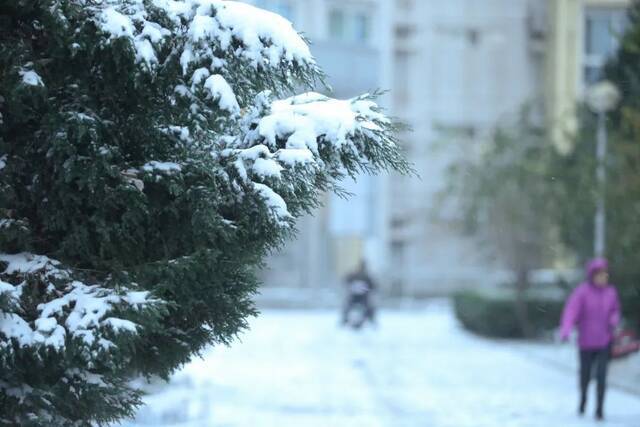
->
[250, 0, 547, 295]
[246, 0, 395, 292]
[387, 0, 547, 294]
[546, 0, 630, 153]
[249, 0, 632, 296]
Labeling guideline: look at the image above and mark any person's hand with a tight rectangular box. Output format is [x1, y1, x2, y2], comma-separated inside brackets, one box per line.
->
[555, 329, 569, 344]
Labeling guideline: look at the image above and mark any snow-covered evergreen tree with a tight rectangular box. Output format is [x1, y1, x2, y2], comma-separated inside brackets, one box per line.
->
[0, 1, 409, 424]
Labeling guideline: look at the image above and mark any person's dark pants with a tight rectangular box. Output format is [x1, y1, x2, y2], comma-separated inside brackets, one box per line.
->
[579, 344, 611, 416]
[341, 294, 375, 327]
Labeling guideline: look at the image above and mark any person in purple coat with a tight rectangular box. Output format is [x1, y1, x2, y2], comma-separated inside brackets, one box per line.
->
[560, 258, 621, 421]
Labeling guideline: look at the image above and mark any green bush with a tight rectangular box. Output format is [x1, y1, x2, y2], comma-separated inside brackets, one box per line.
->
[453, 289, 565, 339]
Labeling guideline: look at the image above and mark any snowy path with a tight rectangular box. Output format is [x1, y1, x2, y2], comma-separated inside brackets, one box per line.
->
[125, 301, 640, 427]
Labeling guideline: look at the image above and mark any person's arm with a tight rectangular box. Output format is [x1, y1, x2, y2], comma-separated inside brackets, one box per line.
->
[609, 288, 622, 330]
[560, 287, 582, 341]
[368, 276, 376, 292]
[344, 273, 353, 288]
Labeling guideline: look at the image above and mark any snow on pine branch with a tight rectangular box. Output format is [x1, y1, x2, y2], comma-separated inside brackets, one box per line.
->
[19, 68, 44, 87]
[95, 0, 317, 112]
[259, 92, 390, 152]
[0, 253, 158, 356]
[223, 92, 403, 223]
[88, 1, 406, 226]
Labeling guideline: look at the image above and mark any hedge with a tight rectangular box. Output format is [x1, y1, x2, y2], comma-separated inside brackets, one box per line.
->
[453, 289, 565, 339]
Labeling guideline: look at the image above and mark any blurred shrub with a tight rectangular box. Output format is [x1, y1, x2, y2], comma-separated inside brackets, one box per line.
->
[453, 289, 564, 339]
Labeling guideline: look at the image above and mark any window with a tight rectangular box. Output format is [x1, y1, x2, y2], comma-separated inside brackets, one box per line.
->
[354, 13, 370, 42]
[394, 51, 410, 106]
[329, 9, 345, 40]
[583, 7, 628, 86]
[328, 8, 372, 43]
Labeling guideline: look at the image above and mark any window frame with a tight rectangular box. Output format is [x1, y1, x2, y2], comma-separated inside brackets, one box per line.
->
[580, 5, 628, 90]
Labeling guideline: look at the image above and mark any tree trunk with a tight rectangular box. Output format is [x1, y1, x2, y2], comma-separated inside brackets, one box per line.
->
[514, 269, 533, 338]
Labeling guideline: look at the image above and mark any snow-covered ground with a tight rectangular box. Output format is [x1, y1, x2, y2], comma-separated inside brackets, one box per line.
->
[122, 301, 639, 427]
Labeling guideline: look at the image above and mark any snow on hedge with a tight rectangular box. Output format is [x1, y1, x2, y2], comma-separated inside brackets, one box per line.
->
[0, 253, 157, 356]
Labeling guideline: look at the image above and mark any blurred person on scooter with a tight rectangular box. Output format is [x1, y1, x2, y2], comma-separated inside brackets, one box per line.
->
[341, 260, 376, 329]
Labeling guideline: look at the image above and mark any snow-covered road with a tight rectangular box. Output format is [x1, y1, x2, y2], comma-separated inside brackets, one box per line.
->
[125, 301, 639, 427]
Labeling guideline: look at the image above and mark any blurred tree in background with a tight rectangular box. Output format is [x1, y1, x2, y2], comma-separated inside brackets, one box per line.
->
[550, 0, 640, 329]
[446, 106, 554, 337]
[448, 2, 640, 332]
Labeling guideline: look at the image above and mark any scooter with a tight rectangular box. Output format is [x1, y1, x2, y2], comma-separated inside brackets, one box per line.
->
[344, 297, 371, 330]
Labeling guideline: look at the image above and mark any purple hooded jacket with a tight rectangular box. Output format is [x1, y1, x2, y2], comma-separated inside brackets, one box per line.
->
[560, 258, 621, 350]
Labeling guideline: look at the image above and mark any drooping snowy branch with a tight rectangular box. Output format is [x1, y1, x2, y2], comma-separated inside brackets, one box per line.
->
[19, 68, 44, 87]
[220, 92, 407, 223]
[95, 0, 318, 110]
[0, 253, 160, 359]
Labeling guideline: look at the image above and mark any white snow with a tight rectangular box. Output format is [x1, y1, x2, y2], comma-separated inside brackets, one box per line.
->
[275, 148, 314, 166]
[102, 318, 138, 333]
[203, 75, 240, 113]
[188, 15, 219, 43]
[206, 1, 312, 65]
[135, 39, 158, 66]
[252, 158, 283, 179]
[232, 145, 284, 179]
[141, 21, 169, 43]
[153, 0, 191, 19]
[142, 161, 182, 173]
[67, 369, 108, 388]
[164, 0, 312, 67]
[0, 313, 34, 348]
[0, 253, 66, 279]
[1, 253, 156, 352]
[0, 280, 15, 295]
[98, 5, 165, 69]
[237, 144, 270, 161]
[123, 302, 640, 427]
[166, 126, 192, 143]
[124, 291, 152, 307]
[259, 93, 386, 151]
[35, 318, 66, 349]
[191, 67, 211, 85]
[19, 69, 44, 87]
[99, 8, 135, 39]
[34, 317, 58, 333]
[64, 283, 121, 333]
[217, 91, 394, 227]
[0, 155, 6, 170]
[253, 183, 290, 221]
[98, 0, 315, 83]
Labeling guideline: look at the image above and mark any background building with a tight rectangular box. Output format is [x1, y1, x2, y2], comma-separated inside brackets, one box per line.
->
[388, 0, 547, 295]
[546, 0, 630, 153]
[248, 0, 395, 294]
[250, 0, 632, 299]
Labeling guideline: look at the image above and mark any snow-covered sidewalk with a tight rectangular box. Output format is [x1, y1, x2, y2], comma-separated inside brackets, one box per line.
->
[123, 301, 639, 427]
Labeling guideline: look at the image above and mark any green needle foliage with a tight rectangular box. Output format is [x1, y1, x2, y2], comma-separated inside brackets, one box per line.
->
[0, 1, 409, 424]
